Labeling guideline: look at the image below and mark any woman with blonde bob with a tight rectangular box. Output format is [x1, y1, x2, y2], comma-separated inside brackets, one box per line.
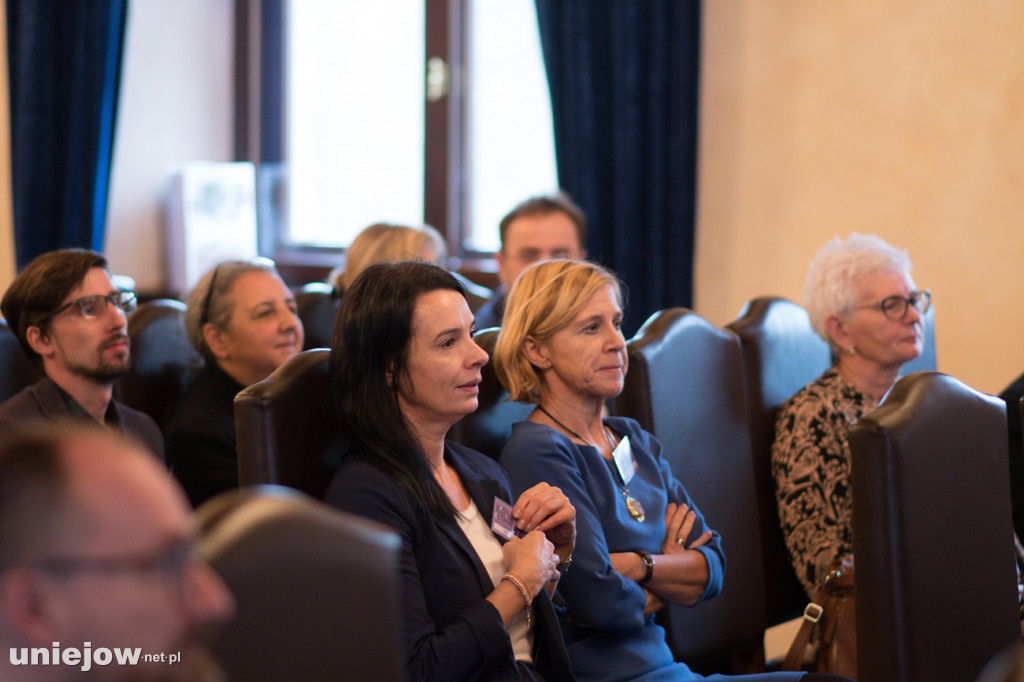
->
[494, 260, 813, 681]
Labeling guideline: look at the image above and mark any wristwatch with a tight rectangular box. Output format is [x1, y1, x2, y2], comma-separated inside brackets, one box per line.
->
[635, 550, 654, 586]
[557, 553, 573, 574]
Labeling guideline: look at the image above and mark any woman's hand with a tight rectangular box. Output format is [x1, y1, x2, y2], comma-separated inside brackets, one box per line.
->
[513, 483, 576, 559]
[609, 551, 638, 581]
[502, 531, 560, 597]
[609, 552, 667, 618]
[662, 502, 713, 555]
[488, 532, 559, 629]
[643, 589, 667, 619]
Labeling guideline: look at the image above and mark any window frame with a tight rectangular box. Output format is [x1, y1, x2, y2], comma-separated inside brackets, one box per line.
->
[233, 0, 498, 281]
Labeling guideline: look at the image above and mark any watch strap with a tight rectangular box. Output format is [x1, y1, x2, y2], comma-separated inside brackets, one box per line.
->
[635, 550, 654, 586]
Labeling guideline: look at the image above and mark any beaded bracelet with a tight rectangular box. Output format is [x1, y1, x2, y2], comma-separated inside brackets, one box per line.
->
[501, 572, 533, 628]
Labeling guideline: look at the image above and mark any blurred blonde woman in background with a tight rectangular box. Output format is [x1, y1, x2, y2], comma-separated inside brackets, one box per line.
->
[331, 222, 447, 294]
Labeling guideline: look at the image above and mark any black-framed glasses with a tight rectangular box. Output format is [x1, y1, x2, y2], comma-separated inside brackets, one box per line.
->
[852, 289, 931, 320]
[27, 539, 200, 591]
[37, 291, 138, 325]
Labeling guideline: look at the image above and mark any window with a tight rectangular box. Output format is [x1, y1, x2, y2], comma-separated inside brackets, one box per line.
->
[464, 0, 557, 253]
[239, 0, 558, 263]
[286, 0, 425, 249]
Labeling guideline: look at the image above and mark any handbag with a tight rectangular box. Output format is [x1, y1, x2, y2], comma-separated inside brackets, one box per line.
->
[782, 556, 856, 679]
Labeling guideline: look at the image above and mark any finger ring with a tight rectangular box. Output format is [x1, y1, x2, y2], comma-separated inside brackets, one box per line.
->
[675, 537, 685, 546]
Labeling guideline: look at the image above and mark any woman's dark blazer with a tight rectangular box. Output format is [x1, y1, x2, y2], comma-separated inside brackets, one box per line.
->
[324, 440, 574, 682]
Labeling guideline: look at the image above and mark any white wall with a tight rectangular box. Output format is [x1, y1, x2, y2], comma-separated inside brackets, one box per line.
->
[105, 0, 234, 293]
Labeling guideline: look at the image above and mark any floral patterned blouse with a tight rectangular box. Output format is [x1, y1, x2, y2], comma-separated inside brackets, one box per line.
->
[771, 367, 878, 598]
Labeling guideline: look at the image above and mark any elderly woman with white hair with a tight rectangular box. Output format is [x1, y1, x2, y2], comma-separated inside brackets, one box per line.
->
[771, 233, 929, 598]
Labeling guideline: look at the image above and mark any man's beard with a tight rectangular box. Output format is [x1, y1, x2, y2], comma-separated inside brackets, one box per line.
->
[78, 358, 131, 384]
[70, 339, 132, 384]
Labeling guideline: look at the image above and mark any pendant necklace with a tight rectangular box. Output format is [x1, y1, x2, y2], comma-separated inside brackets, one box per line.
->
[536, 405, 646, 522]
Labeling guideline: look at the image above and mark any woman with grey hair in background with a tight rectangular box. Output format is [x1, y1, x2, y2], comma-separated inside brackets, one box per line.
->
[163, 258, 304, 506]
[772, 233, 929, 598]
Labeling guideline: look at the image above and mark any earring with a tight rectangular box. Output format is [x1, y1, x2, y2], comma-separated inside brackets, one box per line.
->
[847, 345, 856, 355]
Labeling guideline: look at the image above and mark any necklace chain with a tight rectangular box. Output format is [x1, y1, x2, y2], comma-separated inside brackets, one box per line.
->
[537, 405, 595, 447]
[536, 405, 645, 522]
[536, 405, 620, 453]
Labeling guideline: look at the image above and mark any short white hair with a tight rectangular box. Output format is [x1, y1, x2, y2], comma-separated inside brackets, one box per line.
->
[803, 233, 913, 351]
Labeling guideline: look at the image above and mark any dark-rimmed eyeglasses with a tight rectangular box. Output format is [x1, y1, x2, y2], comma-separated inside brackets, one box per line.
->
[852, 290, 931, 320]
[27, 539, 200, 592]
[36, 291, 138, 325]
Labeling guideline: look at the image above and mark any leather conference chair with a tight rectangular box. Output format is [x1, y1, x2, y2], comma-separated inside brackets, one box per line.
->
[725, 297, 833, 628]
[198, 485, 403, 682]
[613, 308, 766, 674]
[119, 299, 202, 425]
[295, 281, 339, 350]
[447, 327, 533, 460]
[234, 349, 344, 498]
[998, 375, 1024, 540]
[0, 318, 40, 403]
[850, 371, 1019, 682]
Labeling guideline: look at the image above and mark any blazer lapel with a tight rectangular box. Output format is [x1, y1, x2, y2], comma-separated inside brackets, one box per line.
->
[33, 377, 74, 422]
[439, 444, 510, 592]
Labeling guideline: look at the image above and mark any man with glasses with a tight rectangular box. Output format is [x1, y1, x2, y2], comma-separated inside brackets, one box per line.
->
[0, 249, 163, 459]
[475, 193, 588, 330]
[0, 424, 234, 681]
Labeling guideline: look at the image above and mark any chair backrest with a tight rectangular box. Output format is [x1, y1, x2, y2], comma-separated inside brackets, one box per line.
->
[119, 299, 202, 425]
[725, 296, 833, 626]
[0, 318, 40, 403]
[614, 308, 766, 673]
[448, 328, 533, 460]
[295, 281, 339, 350]
[234, 349, 344, 498]
[999, 374, 1024, 540]
[850, 371, 1019, 682]
[1020, 392, 1024, 476]
[198, 485, 403, 682]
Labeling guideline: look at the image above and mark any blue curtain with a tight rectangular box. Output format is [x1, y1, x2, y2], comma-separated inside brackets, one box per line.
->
[535, 0, 701, 335]
[6, 0, 128, 268]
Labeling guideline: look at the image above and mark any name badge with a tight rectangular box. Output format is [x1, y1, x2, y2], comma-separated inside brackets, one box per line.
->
[491, 497, 526, 540]
[612, 435, 637, 484]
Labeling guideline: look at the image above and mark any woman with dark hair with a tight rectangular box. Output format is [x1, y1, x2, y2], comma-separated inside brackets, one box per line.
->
[323, 261, 576, 681]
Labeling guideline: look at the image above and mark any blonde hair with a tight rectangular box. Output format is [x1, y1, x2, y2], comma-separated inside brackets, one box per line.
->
[494, 259, 623, 403]
[334, 223, 447, 291]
